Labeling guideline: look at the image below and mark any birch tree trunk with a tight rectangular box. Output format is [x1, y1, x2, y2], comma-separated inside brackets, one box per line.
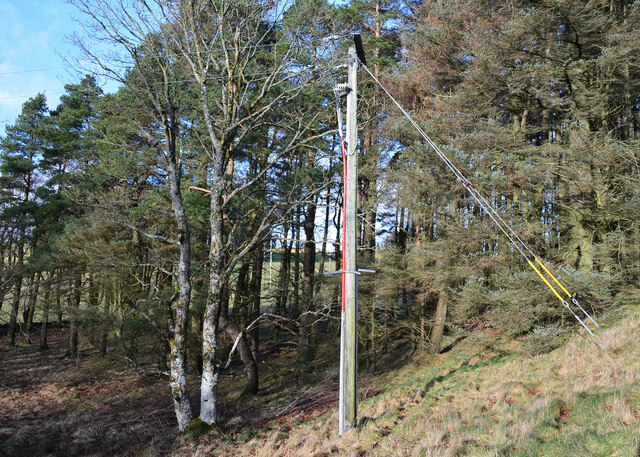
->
[166, 155, 194, 432]
[69, 0, 199, 429]
[201, 172, 225, 424]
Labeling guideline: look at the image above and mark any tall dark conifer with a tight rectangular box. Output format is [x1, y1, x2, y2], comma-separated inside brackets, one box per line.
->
[0, 94, 49, 346]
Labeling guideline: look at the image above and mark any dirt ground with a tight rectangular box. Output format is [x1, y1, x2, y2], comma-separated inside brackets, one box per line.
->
[0, 328, 179, 457]
[0, 324, 384, 457]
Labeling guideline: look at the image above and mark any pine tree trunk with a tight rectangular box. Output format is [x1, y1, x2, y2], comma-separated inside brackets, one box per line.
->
[563, 208, 594, 272]
[298, 195, 317, 362]
[220, 314, 258, 395]
[7, 234, 25, 347]
[316, 188, 332, 289]
[364, 181, 377, 265]
[274, 223, 291, 342]
[55, 281, 63, 328]
[429, 283, 449, 354]
[0, 227, 6, 315]
[67, 275, 82, 357]
[219, 275, 258, 396]
[24, 272, 40, 345]
[368, 291, 376, 370]
[39, 272, 52, 351]
[233, 261, 250, 318]
[250, 246, 263, 362]
[22, 272, 35, 326]
[99, 285, 110, 357]
[429, 256, 452, 354]
[292, 208, 301, 319]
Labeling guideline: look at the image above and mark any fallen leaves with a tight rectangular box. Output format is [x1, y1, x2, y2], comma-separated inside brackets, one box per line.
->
[558, 407, 572, 422]
[505, 396, 517, 405]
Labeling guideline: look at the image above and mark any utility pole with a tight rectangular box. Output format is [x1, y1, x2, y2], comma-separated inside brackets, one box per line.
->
[339, 45, 359, 435]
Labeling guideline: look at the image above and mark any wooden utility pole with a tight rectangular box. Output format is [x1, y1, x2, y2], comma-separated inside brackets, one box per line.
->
[339, 45, 359, 435]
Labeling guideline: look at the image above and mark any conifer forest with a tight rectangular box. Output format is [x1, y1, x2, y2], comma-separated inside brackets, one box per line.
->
[1, 1, 640, 456]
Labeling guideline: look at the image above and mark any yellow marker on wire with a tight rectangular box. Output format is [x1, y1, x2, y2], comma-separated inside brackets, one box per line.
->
[528, 260, 607, 349]
[527, 260, 564, 302]
[535, 258, 571, 298]
[535, 258, 611, 341]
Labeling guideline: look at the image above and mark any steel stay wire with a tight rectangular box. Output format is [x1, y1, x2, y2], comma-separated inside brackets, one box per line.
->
[358, 59, 608, 349]
[359, 62, 528, 259]
[358, 64, 534, 259]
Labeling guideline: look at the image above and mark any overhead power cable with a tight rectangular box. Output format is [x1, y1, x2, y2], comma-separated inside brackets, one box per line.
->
[358, 60, 608, 350]
[0, 66, 67, 76]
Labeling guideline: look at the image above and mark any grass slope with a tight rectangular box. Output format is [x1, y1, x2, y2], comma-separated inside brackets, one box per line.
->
[182, 306, 640, 457]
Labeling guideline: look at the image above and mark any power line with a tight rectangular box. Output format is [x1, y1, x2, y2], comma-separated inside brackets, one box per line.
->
[121, 65, 341, 87]
[0, 92, 65, 102]
[73, 34, 339, 65]
[0, 40, 324, 78]
[0, 64, 343, 106]
[0, 66, 67, 76]
[0, 34, 344, 102]
[0, 41, 328, 78]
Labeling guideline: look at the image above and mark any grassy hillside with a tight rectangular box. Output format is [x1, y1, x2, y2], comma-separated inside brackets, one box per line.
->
[2, 304, 637, 456]
[179, 305, 640, 456]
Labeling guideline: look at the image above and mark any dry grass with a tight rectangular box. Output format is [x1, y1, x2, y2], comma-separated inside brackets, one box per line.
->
[180, 305, 640, 457]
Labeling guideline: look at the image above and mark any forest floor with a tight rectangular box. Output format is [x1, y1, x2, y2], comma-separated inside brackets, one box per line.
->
[1, 305, 640, 456]
[0, 328, 178, 457]
[0, 323, 371, 457]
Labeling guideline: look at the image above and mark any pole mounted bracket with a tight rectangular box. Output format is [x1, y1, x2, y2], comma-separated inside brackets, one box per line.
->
[325, 270, 361, 276]
[324, 269, 376, 276]
[333, 83, 350, 98]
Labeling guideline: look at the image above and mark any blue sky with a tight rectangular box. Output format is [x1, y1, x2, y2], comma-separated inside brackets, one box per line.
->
[0, 0, 90, 130]
[0, 0, 349, 132]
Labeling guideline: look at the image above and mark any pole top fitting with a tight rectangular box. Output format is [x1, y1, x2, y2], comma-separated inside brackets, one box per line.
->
[353, 34, 367, 66]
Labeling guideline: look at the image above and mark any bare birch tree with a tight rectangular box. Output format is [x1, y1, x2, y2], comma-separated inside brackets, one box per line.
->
[151, 0, 335, 424]
[69, 0, 196, 431]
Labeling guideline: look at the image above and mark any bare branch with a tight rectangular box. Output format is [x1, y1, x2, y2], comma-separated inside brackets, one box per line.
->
[112, 215, 179, 245]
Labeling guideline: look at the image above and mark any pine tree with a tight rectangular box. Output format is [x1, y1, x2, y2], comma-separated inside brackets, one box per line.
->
[0, 94, 49, 346]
